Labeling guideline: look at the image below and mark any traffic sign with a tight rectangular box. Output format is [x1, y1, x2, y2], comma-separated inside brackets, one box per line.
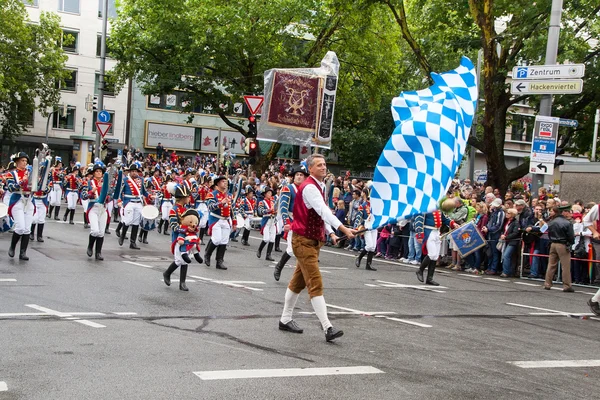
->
[243, 95, 264, 115]
[559, 118, 578, 128]
[95, 122, 112, 138]
[529, 161, 554, 176]
[511, 79, 583, 95]
[512, 64, 585, 80]
[98, 110, 111, 123]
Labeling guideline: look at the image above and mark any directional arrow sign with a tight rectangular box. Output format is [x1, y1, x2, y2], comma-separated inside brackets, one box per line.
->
[95, 122, 112, 138]
[511, 79, 583, 95]
[559, 118, 578, 128]
[529, 161, 554, 176]
[243, 95, 264, 115]
[512, 64, 585, 80]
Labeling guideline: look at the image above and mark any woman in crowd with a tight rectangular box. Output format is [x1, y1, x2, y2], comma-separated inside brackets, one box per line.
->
[500, 208, 520, 278]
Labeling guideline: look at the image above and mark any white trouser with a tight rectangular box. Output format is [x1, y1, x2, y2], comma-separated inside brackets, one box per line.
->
[197, 202, 208, 227]
[88, 203, 108, 237]
[364, 229, 377, 252]
[66, 190, 78, 209]
[81, 199, 89, 213]
[3, 191, 11, 205]
[11, 197, 34, 235]
[262, 219, 277, 243]
[32, 199, 47, 224]
[285, 230, 295, 256]
[122, 202, 143, 226]
[210, 218, 231, 245]
[174, 242, 199, 267]
[106, 199, 114, 217]
[162, 201, 173, 221]
[426, 230, 442, 261]
[49, 186, 62, 206]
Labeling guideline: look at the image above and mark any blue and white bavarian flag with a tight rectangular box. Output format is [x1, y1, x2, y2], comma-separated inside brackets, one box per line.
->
[369, 57, 478, 229]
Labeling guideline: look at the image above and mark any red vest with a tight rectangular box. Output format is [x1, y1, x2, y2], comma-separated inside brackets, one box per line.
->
[291, 176, 325, 242]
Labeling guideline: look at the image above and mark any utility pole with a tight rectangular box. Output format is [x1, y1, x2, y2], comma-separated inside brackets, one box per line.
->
[95, 0, 109, 160]
[592, 109, 599, 162]
[531, 0, 563, 196]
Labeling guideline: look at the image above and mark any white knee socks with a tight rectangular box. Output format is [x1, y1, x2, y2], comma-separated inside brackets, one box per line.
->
[311, 295, 332, 332]
[280, 288, 300, 324]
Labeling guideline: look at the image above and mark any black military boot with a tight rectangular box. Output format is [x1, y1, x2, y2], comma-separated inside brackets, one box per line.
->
[355, 249, 367, 268]
[416, 256, 430, 283]
[19, 234, 30, 260]
[204, 240, 216, 267]
[83, 212, 90, 229]
[63, 208, 69, 221]
[216, 245, 227, 270]
[426, 258, 440, 286]
[157, 220, 163, 234]
[365, 251, 377, 271]
[257, 241, 267, 259]
[142, 230, 149, 244]
[105, 216, 111, 234]
[241, 228, 250, 246]
[199, 227, 205, 243]
[69, 209, 75, 225]
[8, 233, 21, 258]
[130, 225, 141, 249]
[179, 264, 189, 291]
[54, 206, 60, 220]
[274, 253, 291, 281]
[30, 224, 35, 241]
[87, 235, 97, 257]
[163, 223, 169, 235]
[37, 224, 45, 242]
[163, 262, 178, 286]
[138, 228, 144, 242]
[274, 235, 282, 252]
[181, 252, 192, 264]
[95, 237, 104, 260]
[118, 224, 129, 245]
[47, 205, 54, 218]
[265, 242, 275, 261]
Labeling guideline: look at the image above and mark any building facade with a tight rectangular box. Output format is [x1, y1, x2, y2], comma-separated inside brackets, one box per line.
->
[14, 0, 127, 165]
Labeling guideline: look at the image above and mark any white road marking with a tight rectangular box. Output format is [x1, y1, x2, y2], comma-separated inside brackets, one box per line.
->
[529, 312, 593, 316]
[159, 279, 197, 283]
[327, 304, 430, 328]
[0, 381, 6, 391]
[25, 304, 72, 318]
[508, 360, 600, 369]
[384, 317, 432, 328]
[194, 366, 384, 380]
[123, 261, 155, 269]
[460, 274, 482, 278]
[189, 275, 263, 291]
[373, 280, 446, 293]
[0, 279, 17, 282]
[514, 282, 540, 287]
[0, 312, 48, 317]
[74, 319, 106, 328]
[484, 277, 510, 282]
[67, 312, 106, 316]
[113, 312, 138, 316]
[506, 303, 593, 318]
[221, 281, 266, 285]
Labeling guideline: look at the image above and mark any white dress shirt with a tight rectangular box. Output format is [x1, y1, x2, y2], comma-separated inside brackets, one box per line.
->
[583, 204, 599, 229]
[302, 176, 342, 235]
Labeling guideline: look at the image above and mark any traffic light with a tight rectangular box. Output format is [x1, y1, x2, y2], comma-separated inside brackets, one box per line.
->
[93, 95, 99, 111]
[248, 139, 257, 165]
[101, 139, 109, 151]
[248, 115, 257, 137]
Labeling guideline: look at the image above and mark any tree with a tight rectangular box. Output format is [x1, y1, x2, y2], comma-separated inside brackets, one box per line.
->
[0, 0, 70, 141]
[109, 0, 404, 173]
[374, 0, 600, 194]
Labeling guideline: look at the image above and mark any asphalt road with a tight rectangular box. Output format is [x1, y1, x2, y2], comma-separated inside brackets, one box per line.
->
[1, 211, 600, 399]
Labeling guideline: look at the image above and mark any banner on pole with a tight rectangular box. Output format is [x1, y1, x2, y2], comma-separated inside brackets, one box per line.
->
[448, 221, 487, 258]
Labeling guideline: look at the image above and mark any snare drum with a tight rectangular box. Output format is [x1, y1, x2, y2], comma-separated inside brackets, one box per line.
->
[141, 205, 159, 231]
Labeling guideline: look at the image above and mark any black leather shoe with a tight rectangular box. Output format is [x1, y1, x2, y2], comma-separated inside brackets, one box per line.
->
[193, 253, 203, 264]
[563, 287, 575, 293]
[426, 279, 440, 286]
[179, 282, 189, 291]
[588, 299, 600, 316]
[416, 270, 424, 283]
[130, 242, 140, 250]
[366, 265, 377, 271]
[275, 247, 282, 252]
[230, 237, 238, 242]
[279, 320, 303, 334]
[325, 326, 343, 342]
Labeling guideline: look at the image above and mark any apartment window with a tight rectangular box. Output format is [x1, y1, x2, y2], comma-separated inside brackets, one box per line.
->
[96, 35, 113, 58]
[58, 0, 80, 14]
[22, 0, 39, 6]
[98, 0, 117, 18]
[94, 73, 115, 97]
[92, 111, 115, 135]
[57, 69, 77, 92]
[147, 92, 205, 113]
[53, 107, 76, 130]
[510, 114, 534, 142]
[61, 30, 78, 53]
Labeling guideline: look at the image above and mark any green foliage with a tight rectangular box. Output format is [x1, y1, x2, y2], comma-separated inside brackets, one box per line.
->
[0, 0, 69, 141]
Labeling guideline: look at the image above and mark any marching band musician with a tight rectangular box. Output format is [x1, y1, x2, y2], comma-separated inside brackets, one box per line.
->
[6, 152, 34, 260]
[118, 161, 150, 250]
[103, 165, 117, 236]
[163, 182, 193, 291]
[1, 162, 16, 234]
[47, 156, 64, 220]
[237, 187, 256, 246]
[204, 176, 233, 270]
[81, 162, 109, 260]
[355, 187, 377, 271]
[114, 165, 129, 240]
[63, 166, 80, 225]
[30, 178, 50, 243]
[197, 172, 210, 243]
[157, 173, 173, 236]
[256, 187, 278, 261]
[414, 203, 457, 286]
[80, 165, 93, 229]
[137, 169, 161, 245]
